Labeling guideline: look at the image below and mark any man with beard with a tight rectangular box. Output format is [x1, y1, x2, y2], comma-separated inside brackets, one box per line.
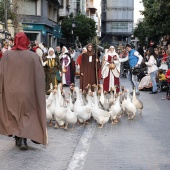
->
[79, 43, 100, 91]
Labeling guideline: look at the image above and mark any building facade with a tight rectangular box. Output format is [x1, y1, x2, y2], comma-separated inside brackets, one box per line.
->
[59, 0, 101, 39]
[101, 0, 134, 47]
[86, 0, 101, 37]
[18, 0, 61, 47]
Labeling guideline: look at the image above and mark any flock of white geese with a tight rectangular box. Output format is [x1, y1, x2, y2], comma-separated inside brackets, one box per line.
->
[46, 83, 143, 129]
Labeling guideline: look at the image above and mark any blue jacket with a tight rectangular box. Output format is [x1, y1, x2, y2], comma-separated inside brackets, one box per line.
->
[128, 49, 139, 68]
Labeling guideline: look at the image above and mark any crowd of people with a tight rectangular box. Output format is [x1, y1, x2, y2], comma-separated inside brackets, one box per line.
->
[137, 44, 170, 99]
[0, 32, 170, 150]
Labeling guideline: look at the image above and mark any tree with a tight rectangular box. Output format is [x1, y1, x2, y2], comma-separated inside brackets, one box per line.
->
[141, 0, 170, 36]
[0, 0, 20, 29]
[134, 0, 170, 45]
[61, 13, 97, 46]
[133, 21, 148, 45]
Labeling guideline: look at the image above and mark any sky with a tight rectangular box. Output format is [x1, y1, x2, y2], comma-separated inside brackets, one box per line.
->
[134, 0, 144, 23]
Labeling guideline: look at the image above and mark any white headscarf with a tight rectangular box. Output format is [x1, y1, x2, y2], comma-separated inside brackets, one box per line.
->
[62, 46, 68, 54]
[47, 47, 55, 59]
[107, 46, 117, 56]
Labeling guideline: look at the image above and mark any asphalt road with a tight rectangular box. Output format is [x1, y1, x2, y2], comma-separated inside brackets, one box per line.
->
[0, 77, 170, 170]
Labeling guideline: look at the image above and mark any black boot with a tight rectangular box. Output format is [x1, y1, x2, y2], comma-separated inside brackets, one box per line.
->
[15, 136, 21, 147]
[19, 138, 28, 150]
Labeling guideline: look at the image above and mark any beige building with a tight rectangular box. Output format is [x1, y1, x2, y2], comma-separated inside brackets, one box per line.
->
[86, 0, 101, 37]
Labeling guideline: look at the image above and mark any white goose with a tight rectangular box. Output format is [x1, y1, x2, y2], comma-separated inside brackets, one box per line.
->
[99, 84, 105, 105]
[64, 94, 77, 130]
[125, 89, 136, 119]
[109, 86, 116, 105]
[132, 88, 143, 114]
[109, 93, 122, 124]
[58, 83, 65, 107]
[91, 91, 111, 128]
[53, 90, 67, 128]
[46, 103, 53, 126]
[74, 87, 92, 125]
[46, 83, 54, 107]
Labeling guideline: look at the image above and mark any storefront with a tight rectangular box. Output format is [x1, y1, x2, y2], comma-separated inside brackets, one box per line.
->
[22, 23, 58, 48]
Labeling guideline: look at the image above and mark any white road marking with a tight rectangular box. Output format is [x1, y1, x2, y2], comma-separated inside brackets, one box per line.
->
[66, 122, 96, 170]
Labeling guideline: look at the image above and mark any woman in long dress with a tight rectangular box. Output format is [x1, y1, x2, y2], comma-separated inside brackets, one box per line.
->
[59, 46, 71, 86]
[41, 47, 59, 94]
[102, 46, 122, 92]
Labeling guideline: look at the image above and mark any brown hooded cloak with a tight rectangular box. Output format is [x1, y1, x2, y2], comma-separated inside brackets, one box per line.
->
[80, 43, 100, 91]
[0, 32, 47, 145]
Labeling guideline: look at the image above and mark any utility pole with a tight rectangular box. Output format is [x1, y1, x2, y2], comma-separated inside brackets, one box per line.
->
[4, 0, 7, 30]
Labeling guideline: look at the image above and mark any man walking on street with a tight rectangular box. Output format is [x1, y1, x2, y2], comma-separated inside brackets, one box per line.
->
[126, 44, 143, 95]
[0, 32, 47, 150]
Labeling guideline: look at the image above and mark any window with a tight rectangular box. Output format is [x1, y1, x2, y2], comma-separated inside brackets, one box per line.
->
[53, 8, 57, 22]
[48, 4, 57, 22]
[48, 4, 53, 20]
[17, 0, 37, 15]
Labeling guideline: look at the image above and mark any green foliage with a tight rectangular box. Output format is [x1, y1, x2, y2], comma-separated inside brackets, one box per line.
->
[134, 0, 170, 44]
[0, 0, 17, 22]
[61, 14, 97, 46]
[133, 21, 149, 45]
[102, 42, 110, 49]
[141, 0, 170, 36]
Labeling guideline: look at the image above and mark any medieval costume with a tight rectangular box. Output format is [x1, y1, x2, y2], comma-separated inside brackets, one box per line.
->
[55, 46, 62, 83]
[59, 46, 71, 85]
[75, 47, 87, 76]
[42, 47, 59, 94]
[102, 46, 121, 92]
[80, 43, 100, 91]
[0, 32, 47, 149]
[69, 47, 76, 84]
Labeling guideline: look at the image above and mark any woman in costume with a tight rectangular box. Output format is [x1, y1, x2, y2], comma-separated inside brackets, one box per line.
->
[59, 46, 71, 86]
[41, 47, 60, 93]
[102, 46, 127, 92]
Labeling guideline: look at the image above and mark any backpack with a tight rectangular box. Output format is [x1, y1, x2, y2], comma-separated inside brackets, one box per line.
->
[156, 58, 161, 67]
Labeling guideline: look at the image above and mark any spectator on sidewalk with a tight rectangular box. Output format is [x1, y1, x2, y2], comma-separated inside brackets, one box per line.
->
[165, 69, 170, 99]
[0, 32, 47, 150]
[145, 47, 158, 94]
[137, 43, 144, 57]
[1, 41, 10, 57]
[158, 69, 167, 92]
[166, 49, 170, 69]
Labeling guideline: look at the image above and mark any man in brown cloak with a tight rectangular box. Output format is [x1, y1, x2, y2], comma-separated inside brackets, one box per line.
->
[80, 43, 100, 91]
[0, 32, 47, 150]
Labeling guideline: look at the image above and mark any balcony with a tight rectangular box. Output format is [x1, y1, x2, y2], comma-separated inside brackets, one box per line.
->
[86, 3, 97, 12]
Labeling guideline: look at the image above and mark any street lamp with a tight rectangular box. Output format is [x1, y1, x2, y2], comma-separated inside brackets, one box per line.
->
[72, 20, 76, 47]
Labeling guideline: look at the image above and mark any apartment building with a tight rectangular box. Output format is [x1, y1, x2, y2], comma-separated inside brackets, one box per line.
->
[59, 0, 101, 38]
[86, 0, 101, 37]
[18, 0, 61, 47]
[101, 0, 134, 47]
